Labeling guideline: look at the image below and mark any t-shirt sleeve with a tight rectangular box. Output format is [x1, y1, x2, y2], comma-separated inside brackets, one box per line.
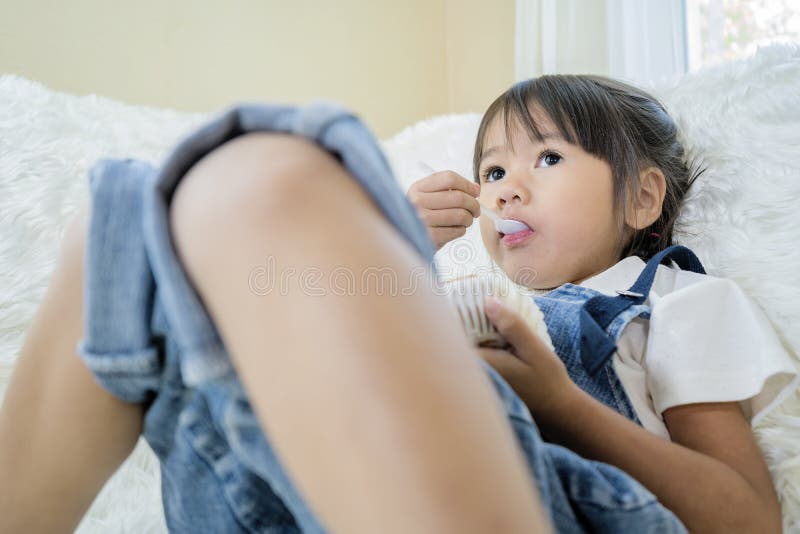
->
[645, 276, 799, 424]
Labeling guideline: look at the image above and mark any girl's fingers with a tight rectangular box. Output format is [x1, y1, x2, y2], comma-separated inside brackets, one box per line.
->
[413, 190, 481, 217]
[418, 207, 476, 228]
[484, 297, 547, 365]
[414, 171, 480, 196]
[430, 225, 467, 246]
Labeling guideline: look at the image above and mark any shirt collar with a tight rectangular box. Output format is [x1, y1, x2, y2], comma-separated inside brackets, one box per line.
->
[578, 256, 647, 296]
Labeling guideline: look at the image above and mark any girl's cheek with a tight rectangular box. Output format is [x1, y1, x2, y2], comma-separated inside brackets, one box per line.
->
[478, 217, 497, 252]
[477, 184, 487, 202]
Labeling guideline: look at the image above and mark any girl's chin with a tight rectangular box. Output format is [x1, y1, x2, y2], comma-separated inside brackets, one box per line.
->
[494, 260, 564, 290]
[494, 261, 541, 288]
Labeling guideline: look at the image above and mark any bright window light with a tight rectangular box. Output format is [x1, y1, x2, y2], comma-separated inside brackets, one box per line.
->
[686, 0, 800, 71]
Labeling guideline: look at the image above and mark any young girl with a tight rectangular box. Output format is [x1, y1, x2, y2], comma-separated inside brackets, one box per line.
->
[410, 74, 798, 532]
[0, 78, 793, 534]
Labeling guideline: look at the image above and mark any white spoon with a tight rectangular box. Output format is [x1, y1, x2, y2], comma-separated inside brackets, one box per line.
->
[417, 161, 530, 235]
[477, 203, 530, 235]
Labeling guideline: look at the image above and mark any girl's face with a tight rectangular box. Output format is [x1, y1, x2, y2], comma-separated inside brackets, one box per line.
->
[477, 113, 624, 289]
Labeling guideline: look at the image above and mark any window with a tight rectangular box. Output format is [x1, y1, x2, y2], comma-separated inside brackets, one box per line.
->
[686, 0, 800, 71]
[514, 0, 800, 86]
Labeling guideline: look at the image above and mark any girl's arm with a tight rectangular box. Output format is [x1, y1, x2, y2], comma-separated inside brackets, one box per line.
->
[479, 297, 783, 534]
[541, 389, 782, 534]
[0, 205, 144, 533]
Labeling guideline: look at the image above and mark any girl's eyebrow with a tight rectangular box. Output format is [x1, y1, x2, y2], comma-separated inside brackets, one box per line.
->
[481, 146, 503, 160]
[480, 132, 564, 163]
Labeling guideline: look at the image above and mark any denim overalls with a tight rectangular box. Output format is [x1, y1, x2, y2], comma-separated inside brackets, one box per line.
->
[77, 102, 687, 533]
[533, 245, 707, 424]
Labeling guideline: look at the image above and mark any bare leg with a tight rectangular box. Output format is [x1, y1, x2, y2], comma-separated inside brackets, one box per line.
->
[170, 133, 551, 533]
[0, 203, 144, 533]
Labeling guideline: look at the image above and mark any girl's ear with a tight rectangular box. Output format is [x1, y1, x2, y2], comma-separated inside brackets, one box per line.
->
[624, 167, 667, 230]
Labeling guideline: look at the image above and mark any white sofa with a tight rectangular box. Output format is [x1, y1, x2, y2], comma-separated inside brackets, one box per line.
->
[1, 44, 799, 532]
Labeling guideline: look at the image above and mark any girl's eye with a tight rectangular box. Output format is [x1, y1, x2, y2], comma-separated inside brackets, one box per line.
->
[482, 166, 505, 182]
[539, 152, 562, 168]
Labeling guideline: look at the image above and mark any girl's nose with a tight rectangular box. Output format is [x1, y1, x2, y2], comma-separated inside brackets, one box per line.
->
[496, 174, 528, 208]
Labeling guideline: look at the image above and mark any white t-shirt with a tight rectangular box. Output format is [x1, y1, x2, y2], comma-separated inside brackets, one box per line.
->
[579, 256, 800, 440]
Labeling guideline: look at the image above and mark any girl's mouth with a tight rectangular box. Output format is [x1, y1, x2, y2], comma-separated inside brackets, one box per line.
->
[500, 227, 535, 247]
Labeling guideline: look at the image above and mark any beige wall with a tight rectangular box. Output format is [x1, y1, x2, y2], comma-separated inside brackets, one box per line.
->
[446, 0, 516, 116]
[0, 0, 514, 137]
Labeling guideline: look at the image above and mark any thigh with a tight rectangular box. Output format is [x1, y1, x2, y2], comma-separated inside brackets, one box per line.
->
[151, 106, 550, 533]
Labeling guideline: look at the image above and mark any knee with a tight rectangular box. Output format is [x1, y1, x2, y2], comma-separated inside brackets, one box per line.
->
[172, 132, 343, 224]
[169, 133, 349, 266]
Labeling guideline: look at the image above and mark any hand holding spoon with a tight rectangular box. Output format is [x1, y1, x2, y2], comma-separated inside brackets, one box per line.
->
[416, 162, 529, 235]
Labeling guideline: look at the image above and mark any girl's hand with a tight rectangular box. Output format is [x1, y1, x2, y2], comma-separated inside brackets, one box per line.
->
[406, 171, 480, 250]
[477, 297, 577, 420]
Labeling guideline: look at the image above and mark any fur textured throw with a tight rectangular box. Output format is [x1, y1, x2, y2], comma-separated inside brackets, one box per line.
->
[1, 44, 799, 532]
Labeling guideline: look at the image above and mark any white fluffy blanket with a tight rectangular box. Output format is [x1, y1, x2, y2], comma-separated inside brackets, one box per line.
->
[1, 44, 799, 532]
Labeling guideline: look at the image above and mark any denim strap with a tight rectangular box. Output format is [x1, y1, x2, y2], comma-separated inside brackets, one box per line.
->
[579, 245, 706, 375]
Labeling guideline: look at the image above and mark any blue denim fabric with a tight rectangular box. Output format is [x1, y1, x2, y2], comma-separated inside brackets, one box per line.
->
[534, 284, 650, 423]
[533, 245, 707, 423]
[77, 102, 686, 533]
